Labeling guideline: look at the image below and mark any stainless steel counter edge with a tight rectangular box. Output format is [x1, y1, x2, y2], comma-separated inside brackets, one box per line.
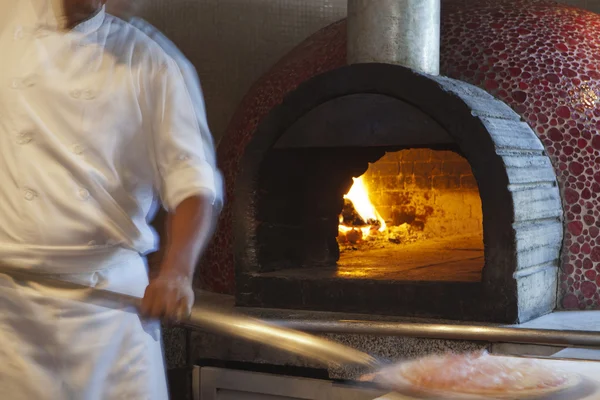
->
[265, 320, 600, 348]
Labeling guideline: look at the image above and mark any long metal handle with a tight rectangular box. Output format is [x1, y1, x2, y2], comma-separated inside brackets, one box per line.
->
[182, 308, 379, 368]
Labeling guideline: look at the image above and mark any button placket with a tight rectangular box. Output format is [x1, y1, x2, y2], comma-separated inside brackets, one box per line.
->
[7, 32, 44, 244]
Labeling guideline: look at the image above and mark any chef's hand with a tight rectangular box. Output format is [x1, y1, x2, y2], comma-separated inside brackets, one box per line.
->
[141, 272, 195, 322]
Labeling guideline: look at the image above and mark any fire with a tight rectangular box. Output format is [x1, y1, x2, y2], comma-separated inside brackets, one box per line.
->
[338, 176, 386, 241]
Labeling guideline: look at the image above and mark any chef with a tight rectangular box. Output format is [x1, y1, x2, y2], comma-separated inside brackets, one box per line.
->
[0, 0, 222, 399]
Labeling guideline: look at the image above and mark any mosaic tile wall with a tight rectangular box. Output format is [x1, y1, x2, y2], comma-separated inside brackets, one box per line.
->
[200, 0, 600, 311]
[441, 0, 600, 310]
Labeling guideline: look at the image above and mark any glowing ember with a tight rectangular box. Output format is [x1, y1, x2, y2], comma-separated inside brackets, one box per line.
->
[338, 176, 386, 241]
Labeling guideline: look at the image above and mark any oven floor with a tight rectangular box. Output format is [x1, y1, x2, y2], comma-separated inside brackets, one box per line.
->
[264, 234, 484, 282]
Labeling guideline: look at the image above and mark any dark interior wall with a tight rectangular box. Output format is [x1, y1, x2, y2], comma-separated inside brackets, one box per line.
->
[256, 147, 383, 271]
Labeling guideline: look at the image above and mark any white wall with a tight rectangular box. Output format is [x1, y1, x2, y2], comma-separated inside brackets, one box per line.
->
[134, 0, 600, 143]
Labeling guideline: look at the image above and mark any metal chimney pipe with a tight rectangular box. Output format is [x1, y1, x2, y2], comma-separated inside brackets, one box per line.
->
[347, 0, 441, 76]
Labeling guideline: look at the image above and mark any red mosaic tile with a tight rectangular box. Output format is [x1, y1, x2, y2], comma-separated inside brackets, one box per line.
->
[201, 0, 600, 309]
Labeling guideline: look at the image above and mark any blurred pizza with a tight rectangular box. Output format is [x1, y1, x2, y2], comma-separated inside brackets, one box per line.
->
[375, 351, 581, 399]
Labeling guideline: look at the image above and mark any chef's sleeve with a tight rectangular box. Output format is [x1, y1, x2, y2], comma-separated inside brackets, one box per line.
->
[147, 57, 223, 212]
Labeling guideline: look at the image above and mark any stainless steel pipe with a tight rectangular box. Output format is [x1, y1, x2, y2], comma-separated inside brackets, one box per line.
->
[267, 319, 600, 349]
[347, 0, 441, 75]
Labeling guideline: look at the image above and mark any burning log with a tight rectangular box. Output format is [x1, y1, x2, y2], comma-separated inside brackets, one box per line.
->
[341, 198, 382, 230]
[338, 228, 364, 245]
[338, 176, 387, 247]
[341, 198, 365, 226]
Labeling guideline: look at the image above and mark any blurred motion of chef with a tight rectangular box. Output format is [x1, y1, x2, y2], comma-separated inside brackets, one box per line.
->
[0, 0, 223, 398]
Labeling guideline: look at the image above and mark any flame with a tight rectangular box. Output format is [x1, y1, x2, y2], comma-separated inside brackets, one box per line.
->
[338, 176, 386, 240]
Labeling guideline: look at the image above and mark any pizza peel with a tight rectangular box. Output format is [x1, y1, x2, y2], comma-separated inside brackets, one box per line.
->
[0, 266, 584, 398]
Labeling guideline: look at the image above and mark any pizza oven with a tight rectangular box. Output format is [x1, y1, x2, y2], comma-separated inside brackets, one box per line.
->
[204, 0, 565, 324]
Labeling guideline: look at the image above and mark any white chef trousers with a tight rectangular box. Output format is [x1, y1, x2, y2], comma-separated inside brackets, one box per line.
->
[0, 252, 169, 400]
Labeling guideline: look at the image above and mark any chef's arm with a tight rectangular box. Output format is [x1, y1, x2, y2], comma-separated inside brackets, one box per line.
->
[158, 194, 216, 280]
[146, 57, 223, 281]
[141, 194, 216, 319]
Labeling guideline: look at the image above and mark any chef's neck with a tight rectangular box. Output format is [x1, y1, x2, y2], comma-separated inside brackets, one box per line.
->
[65, 5, 103, 29]
[63, 0, 106, 29]
[106, 0, 141, 21]
[30, 0, 106, 30]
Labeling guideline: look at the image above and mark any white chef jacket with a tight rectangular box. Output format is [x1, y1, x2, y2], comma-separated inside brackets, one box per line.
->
[0, 0, 222, 274]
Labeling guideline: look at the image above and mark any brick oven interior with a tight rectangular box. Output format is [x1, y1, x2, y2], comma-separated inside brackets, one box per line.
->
[256, 146, 484, 283]
[338, 148, 483, 282]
